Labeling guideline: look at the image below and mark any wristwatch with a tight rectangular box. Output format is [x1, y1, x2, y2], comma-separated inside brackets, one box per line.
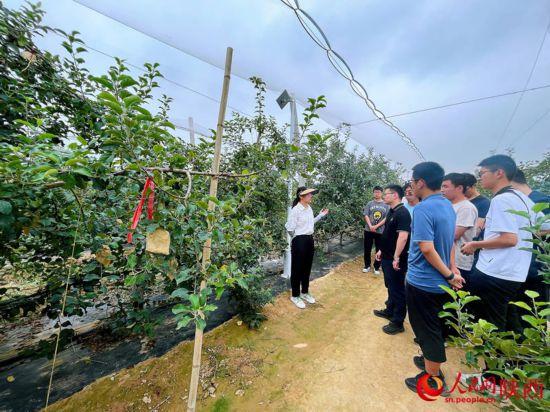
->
[443, 272, 455, 281]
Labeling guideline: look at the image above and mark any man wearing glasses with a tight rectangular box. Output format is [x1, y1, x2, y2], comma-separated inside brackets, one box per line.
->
[373, 184, 412, 335]
[460, 155, 547, 384]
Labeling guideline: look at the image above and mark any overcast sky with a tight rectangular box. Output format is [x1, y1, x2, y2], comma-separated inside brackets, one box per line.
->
[6, 0, 550, 175]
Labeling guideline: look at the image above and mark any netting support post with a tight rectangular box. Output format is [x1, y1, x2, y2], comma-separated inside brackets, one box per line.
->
[186, 46, 233, 412]
[188, 116, 195, 145]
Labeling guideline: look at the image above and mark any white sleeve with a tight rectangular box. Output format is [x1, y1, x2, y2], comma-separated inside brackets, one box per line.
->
[285, 208, 298, 232]
[314, 213, 325, 223]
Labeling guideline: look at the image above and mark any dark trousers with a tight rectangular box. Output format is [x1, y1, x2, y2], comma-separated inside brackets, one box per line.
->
[381, 259, 407, 326]
[468, 268, 522, 331]
[364, 231, 382, 270]
[459, 268, 472, 292]
[468, 268, 523, 383]
[406, 282, 450, 363]
[291, 235, 314, 297]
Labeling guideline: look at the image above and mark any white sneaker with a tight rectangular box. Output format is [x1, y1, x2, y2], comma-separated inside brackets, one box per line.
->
[300, 293, 316, 304]
[290, 296, 306, 309]
[362, 267, 371, 273]
[374, 270, 381, 275]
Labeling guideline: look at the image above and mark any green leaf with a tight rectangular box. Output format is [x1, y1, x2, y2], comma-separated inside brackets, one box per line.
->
[195, 317, 206, 331]
[440, 285, 457, 300]
[83, 273, 100, 282]
[43, 168, 58, 177]
[119, 75, 138, 88]
[524, 290, 540, 299]
[532, 202, 549, 213]
[72, 167, 93, 177]
[521, 315, 545, 328]
[510, 301, 532, 312]
[90, 75, 113, 89]
[443, 301, 459, 310]
[538, 308, 550, 317]
[0, 200, 13, 215]
[172, 304, 189, 315]
[176, 316, 193, 330]
[461, 295, 481, 305]
[171, 288, 189, 300]
[123, 95, 141, 108]
[189, 294, 200, 310]
[97, 91, 118, 103]
[103, 100, 123, 114]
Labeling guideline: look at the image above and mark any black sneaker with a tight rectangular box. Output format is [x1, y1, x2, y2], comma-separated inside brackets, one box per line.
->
[405, 371, 450, 397]
[373, 309, 391, 320]
[382, 322, 404, 335]
[413, 355, 425, 370]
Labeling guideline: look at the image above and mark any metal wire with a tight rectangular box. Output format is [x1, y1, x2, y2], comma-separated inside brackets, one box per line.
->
[280, 0, 425, 159]
[495, 14, 550, 150]
[351, 83, 550, 125]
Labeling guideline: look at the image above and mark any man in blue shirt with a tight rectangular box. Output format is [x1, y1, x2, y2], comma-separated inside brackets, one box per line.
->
[404, 162, 465, 396]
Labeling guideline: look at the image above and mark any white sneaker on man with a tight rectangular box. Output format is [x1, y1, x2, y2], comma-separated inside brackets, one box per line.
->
[300, 293, 316, 304]
[374, 269, 381, 275]
[290, 296, 306, 309]
[362, 267, 371, 273]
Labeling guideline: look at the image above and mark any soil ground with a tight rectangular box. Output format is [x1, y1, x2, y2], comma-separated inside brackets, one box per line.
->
[52, 257, 494, 412]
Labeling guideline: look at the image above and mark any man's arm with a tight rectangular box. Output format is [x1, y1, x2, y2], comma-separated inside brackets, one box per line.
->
[372, 218, 387, 230]
[454, 226, 468, 242]
[419, 241, 463, 288]
[475, 217, 486, 236]
[393, 231, 409, 260]
[420, 241, 452, 276]
[461, 233, 518, 255]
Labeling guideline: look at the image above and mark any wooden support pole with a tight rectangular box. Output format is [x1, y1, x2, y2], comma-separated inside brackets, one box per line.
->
[186, 46, 233, 412]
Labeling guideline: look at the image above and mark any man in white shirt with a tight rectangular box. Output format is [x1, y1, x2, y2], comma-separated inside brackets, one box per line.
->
[441, 173, 478, 286]
[461, 155, 544, 329]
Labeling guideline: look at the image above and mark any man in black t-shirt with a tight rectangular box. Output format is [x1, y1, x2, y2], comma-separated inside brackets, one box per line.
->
[463, 173, 490, 241]
[373, 184, 412, 335]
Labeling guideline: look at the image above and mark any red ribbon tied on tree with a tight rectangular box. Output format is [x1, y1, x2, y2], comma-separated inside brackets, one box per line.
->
[127, 177, 155, 243]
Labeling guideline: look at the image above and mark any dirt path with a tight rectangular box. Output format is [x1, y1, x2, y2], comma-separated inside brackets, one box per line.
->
[53, 258, 493, 411]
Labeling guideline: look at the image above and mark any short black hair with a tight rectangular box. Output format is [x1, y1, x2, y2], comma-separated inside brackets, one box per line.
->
[373, 185, 383, 192]
[412, 161, 445, 191]
[462, 173, 477, 189]
[512, 169, 527, 184]
[403, 182, 412, 191]
[443, 173, 467, 193]
[385, 184, 404, 199]
[478, 154, 517, 180]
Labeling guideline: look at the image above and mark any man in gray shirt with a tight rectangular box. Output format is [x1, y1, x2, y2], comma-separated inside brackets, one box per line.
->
[363, 186, 390, 274]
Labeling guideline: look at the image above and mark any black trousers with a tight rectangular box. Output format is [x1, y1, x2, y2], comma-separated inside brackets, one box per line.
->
[468, 267, 522, 331]
[406, 282, 450, 363]
[381, 259, 407, 325]
[459, 268, 472, 292]
[291, 235, 314, 297]
[364, 231, 382, 270]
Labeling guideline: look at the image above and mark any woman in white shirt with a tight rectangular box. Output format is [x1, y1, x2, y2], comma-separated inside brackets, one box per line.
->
[285, 187, 329, 309]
